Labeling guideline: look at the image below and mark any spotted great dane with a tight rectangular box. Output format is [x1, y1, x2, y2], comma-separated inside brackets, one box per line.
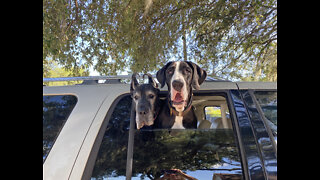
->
[156, 61, 207, 129]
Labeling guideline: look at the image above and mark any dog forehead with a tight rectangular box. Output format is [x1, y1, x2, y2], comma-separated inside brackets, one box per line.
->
[142, 84, 157, 92]
[167, 61, 177, 69]
[179, 61, 191, 70]
[134, 84, 157, 94]
[167, 61, 190, 72]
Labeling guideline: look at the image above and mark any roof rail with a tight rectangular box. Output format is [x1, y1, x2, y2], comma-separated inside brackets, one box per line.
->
[43, 74, 230, 84]
[43, 75, 139, 82]
[205, 76, 231, 82]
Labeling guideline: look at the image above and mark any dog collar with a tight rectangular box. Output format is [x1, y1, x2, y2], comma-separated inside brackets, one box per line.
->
[169, 104, 193, 117]
[153, 109, 160, 121]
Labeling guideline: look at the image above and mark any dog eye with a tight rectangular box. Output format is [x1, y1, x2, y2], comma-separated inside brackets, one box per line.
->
[134, 95, 139, 100]
[186, 68, 192, 73]
[148, 94, 154, 99]
[167, 68, 174, 74]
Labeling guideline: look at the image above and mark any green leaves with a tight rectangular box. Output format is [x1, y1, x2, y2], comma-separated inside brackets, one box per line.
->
[43, 0, 277, 81]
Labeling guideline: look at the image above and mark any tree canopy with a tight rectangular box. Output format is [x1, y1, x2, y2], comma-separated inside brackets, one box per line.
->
[43, 0, 277, 81]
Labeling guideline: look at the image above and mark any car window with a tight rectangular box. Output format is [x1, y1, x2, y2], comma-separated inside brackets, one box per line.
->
[204, 106, 231, 129]
[91, 95, 131, 179]
[43, 95, 77, 163]
[253, 91, 277, 142]
[90, 93, 243, 179]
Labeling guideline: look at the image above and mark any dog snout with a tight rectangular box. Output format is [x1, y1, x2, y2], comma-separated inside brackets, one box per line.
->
[138, 105, 149, 115]
[139, 110, 149, 115]
[172, 80, 184, 91]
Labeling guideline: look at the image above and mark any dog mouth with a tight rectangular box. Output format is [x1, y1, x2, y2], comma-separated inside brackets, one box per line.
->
[171, 89, 185, 106]
[136, 109, 155, 129]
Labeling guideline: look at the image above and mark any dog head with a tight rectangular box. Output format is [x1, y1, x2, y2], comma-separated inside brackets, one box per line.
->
[156, 61, 207, 112]
[130, 73, 160, 129]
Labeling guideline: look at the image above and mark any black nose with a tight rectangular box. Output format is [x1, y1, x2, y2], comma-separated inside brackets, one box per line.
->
[172, 80, 183, 91]
[139, 110, 149, 115]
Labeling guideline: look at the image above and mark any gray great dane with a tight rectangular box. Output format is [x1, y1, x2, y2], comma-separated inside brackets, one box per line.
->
[130, 73, 161, 129]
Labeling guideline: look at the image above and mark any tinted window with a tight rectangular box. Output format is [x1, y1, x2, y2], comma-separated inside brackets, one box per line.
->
[91, 95, 132, 179]
[132, 129, 242, 179]
[91, 94, 243, 179]
[254, 91, 277, 140]
[43, 95, 77, 162]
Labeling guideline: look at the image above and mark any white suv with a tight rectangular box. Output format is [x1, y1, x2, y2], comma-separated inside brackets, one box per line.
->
[43, 76, 277, 180]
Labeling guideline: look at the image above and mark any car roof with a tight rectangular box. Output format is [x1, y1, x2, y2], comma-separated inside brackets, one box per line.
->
[43, 75, 277, 92]
[43, 81, 276, 93]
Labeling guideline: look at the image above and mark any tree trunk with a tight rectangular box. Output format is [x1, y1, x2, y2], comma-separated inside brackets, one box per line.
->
[183, 29, 187, 61]
[182, 10, 187, 61]
[254, 62, 262, 81]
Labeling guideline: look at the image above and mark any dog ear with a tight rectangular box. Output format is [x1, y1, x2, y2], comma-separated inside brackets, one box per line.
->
[143, 73, 158, 88]
[130, 73, 139, 94]
[186, 61, 207, 90]
[156, 62, 172, 88]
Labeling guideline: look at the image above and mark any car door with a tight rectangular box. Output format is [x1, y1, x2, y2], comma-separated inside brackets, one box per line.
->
[78, 82, 252, 180]
[43, 85, 122, 180]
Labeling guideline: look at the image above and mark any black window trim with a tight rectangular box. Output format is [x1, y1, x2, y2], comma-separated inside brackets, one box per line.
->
[238, 89, 277, 179]
[126, 98, 136, 179]
[230, 89, 262, 180]
[226, 90, 250, 180]
[82, 90, 248, 180]
[249, 89, 277, 155]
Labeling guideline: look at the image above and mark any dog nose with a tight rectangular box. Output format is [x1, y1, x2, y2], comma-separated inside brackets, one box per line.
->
[138, 106, 149, 115]
[172, 80, 183, 91]
[139, 110, 149, 115]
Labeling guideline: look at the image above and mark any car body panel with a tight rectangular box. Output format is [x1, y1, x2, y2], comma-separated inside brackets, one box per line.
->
[43, 85, 127, 180]
[68, 87, 130, 180]
[236, 82, 277, 90]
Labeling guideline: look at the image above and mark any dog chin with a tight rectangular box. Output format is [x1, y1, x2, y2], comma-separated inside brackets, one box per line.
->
[145, 119, 154, 126]
[172, 102, 186, 112]
[136, 116, 154, 129]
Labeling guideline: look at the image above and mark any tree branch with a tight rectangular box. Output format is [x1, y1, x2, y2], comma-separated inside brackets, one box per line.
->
[65, 0, 79, 33]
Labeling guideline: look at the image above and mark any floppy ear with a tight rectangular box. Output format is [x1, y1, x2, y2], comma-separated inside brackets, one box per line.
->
[143, 73, 158, 88]
[156, 62, 172, 88]
[130, 73, 139, 95]
[186, 61, 207, 90]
